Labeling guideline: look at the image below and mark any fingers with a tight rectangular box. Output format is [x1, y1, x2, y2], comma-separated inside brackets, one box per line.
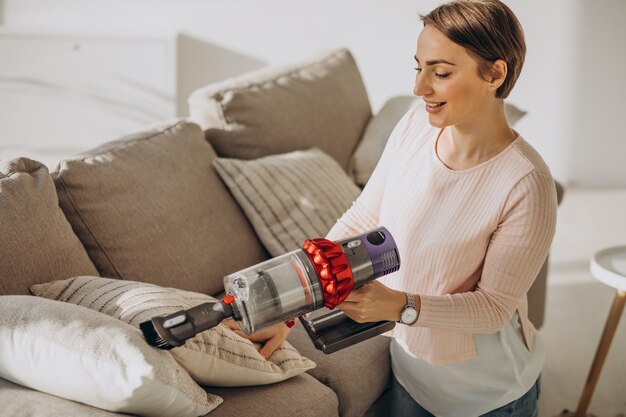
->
[258, 331, 285, 359]
[221, 321, 294, 360]
[222, 319, 240, 331]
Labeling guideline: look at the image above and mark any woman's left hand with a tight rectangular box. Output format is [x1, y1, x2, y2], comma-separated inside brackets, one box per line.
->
[223, 320, 292, 359]
[337, 280, 407, 323]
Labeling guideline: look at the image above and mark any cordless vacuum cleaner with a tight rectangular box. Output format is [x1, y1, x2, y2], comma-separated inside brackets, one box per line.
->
[140, 227, 400, 354]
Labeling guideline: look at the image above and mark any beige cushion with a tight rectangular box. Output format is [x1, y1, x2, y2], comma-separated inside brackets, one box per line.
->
[0, 158, 99, 296]
[51, 121, 267, 296]
[288, 323, 391, 417]
[208, 373, 339, 417]
[0, 373, 340, 417]
[30, 276, 315, 387]
[188, 48, 372, 171]
[0, 295, 219, 417]
[0, 377, 124, 417]
[213, 148, 362, 256]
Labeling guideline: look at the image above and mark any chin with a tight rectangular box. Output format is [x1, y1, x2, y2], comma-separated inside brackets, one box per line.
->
[427, 114, 448, 129]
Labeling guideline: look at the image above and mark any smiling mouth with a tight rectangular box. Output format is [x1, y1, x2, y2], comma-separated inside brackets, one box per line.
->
[426, 101, 446, 108]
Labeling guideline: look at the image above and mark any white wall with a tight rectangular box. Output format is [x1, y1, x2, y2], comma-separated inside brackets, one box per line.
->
[1, 0, 625, 186]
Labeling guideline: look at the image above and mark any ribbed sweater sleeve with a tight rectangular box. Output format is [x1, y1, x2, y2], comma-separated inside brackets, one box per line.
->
[416, 169, 557, 333]
[325, 107, 415, 241]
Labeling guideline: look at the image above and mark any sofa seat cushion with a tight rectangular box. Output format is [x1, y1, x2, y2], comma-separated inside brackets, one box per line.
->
[0, 373, 339, 417]
[0, 295, 219, 417]
[208, 373, 339, 417]
[188, 48, 372, 171]
[0, 158, 99, 296]
[287, 322, 391, 417]
[0, 377, 124, 417]
[213, 148, 361, 257]
[51, 121, 268, 296]
[31, 276, 315, 388]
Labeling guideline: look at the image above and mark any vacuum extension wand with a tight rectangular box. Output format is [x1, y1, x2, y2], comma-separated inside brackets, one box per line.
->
[140, 227, 400, 353]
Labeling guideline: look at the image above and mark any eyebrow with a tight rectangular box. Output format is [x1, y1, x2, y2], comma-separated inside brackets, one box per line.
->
[414, 55, 456, 66]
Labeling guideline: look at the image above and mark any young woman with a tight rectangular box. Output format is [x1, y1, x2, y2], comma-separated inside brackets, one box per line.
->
[234, 1, 557, 415]
[328, 1, 557, 416]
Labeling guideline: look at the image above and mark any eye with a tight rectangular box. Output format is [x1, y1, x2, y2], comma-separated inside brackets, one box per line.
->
[435, 72, 451, 79]
[414, 67, 422, 73]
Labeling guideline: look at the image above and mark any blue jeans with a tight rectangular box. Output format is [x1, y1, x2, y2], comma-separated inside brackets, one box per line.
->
[388, 374, 541, 417]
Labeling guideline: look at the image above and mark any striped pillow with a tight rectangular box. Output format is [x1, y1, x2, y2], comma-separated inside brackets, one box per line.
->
[213, 148, 361, 256]
[30, 276, 315, 387]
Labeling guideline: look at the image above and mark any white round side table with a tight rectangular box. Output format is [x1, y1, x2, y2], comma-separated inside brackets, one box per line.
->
[565, 246, 626, 417]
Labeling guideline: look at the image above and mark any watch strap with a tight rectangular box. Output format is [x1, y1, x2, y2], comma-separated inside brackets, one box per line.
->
[405, 292, 416, 309]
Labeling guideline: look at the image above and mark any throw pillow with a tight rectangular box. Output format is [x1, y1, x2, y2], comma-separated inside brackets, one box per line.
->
[188, 48, 372, 170]
[213, 148, 362, 257]
[51, 120, 267, 297]
[30, 276, 316, 387]
[0, 296, 220, 417]
[0, 157, 99, 296]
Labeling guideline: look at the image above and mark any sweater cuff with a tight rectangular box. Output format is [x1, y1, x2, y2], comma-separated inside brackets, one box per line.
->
[414, 293, 450, 328]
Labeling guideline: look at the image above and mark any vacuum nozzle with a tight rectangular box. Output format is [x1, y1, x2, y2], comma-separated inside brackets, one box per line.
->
[140, 298, 235, 350]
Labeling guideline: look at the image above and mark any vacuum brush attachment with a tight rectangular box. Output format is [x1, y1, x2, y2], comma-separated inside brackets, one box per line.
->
[140, 297, 235, 350]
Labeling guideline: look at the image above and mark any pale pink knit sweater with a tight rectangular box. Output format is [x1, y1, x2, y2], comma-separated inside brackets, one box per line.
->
[327, 104, 557, 365]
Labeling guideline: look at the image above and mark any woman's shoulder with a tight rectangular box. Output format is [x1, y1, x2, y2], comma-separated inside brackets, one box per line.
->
[510, 136, 554, 182]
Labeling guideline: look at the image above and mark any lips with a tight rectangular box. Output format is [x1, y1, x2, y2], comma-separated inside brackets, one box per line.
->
[424, 100, 446, 114]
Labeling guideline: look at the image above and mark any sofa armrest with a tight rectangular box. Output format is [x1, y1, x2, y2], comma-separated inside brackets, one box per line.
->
[348, 96, 418, 187]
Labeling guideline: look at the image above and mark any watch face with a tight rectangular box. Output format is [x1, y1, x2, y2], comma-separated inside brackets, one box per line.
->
[401, 308, 418, 324]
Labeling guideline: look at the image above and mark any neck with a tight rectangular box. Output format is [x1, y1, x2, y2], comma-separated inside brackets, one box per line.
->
[442, 100, 516, 162]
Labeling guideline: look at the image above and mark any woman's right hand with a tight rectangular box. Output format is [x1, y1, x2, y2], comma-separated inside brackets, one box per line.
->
[223, 319, 293, 360]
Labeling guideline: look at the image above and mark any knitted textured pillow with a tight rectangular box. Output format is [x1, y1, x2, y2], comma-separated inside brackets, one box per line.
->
[213, 148, 361, 256]
[30, 276, 315, 387]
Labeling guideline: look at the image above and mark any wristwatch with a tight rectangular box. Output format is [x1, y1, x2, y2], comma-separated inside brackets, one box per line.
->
[399, 292, 418, 325]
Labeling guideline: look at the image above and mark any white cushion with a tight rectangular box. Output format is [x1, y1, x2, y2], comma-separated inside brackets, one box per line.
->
[30, 276, 316, 387]
[213, 148, 362, 257]
[0, 296, 220, 417]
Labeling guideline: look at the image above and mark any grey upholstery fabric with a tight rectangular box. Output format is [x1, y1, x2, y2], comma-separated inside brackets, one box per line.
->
[51, 121, 268, 296]
[288, 323, 391, 417]
[188, 48, 372, 171]
[0, 373, 339, 417]
[208, 373, 339, 417]
[348, 96, 418, 187]
[0, 377, 122, 417]
[0, 158, 98, 296]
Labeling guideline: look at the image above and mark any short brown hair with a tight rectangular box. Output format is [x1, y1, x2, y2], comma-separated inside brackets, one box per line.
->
[421, 0, 526, 98]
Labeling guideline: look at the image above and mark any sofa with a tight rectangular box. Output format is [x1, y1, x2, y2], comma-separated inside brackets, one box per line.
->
[0, 48, 563, 417]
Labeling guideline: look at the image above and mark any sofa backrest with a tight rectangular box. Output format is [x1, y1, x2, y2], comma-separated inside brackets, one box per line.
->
[50, 120, 268, 296]
[188, 48, 372, 171]
[0, 158, 99, 295]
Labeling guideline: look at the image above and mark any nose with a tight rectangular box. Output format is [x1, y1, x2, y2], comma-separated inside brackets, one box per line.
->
[413, 72, 432, 97]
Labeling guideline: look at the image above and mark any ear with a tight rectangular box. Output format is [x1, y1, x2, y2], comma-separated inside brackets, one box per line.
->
[489, 59, 508, 88]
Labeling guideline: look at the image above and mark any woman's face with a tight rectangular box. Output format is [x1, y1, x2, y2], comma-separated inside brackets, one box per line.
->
[414, 25, 494, 129]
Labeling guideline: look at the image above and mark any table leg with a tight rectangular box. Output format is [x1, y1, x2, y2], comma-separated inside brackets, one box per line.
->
[573, 289, 626, 417]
